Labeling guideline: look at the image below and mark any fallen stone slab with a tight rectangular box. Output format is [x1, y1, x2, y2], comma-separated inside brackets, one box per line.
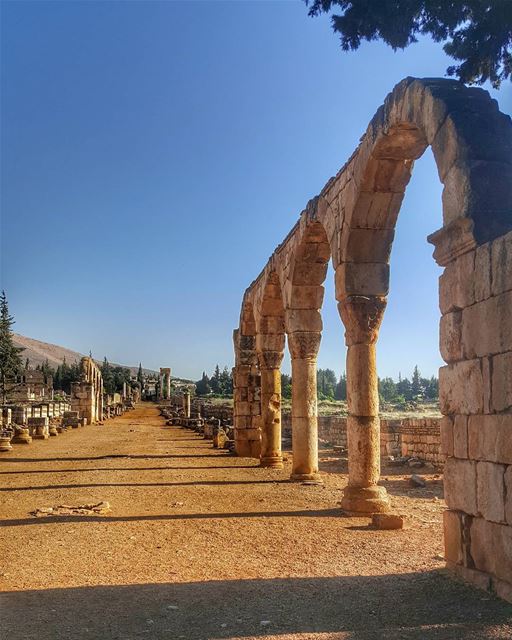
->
[372, 513, 404, 530]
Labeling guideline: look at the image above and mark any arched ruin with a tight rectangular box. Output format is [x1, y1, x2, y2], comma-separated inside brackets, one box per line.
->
[233, 77, 512, 597]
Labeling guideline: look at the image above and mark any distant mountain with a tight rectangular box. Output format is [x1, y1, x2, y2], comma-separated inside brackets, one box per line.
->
[12, 333, 158, 376]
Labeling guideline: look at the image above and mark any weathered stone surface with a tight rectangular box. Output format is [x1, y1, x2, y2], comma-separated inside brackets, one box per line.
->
[335, 262, 389, 299]
[477, 461, 505, 523]
[372, 513, 404, 530]
[491, 351, 512, 412]
[439, 360, 483, 415]
[491, 231, 512, 296]
[439, 311, 463, 363]
[505, 467, 512, 526]
[440, 416, 454, 457]
[443, 510, 463, 565]
[470, 517, 512, 583]
[444, 458, 477, 515]
[438, 249, 475, 314]
[453, 415, 468, 459]
[461, 291, 512, 358]
[468, 415, 512, 465]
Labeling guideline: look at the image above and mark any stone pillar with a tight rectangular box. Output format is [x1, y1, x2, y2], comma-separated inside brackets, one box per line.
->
[257, 349, 284, 469]
[288, 331, 322, 482]
[233, 331, 262, 459]
[183, 391, 191, 418]
[166, 372, 171, 400]
[338, 296, 390, 514]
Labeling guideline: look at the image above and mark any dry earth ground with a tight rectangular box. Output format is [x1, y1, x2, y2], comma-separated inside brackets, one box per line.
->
[1, 405, 511, 639]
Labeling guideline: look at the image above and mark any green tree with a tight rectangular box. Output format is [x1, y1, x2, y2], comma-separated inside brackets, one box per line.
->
[137, 363, 144, 389]
[335, 372, 347, 400]
[305, 0, 512, 87]
[281, 373, 292, 399]
[195, 372, 211, 396]
[219, 366, 233, 396]
[0, 291, 24, 404]
[317, 368, 337, 399]
[411, 365, 423, 398]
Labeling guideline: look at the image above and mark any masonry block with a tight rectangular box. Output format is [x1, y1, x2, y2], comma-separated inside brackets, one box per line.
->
[439, 360, 483, 415]
[476, 461, 505, 523]
[444, 458, 478, 515]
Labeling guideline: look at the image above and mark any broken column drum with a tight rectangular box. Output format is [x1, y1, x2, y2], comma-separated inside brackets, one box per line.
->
[232, 77, 512, 603]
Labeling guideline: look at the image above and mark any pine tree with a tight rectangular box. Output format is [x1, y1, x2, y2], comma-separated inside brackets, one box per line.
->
[411, 365, 423, 399]
[137, 363, 144, 389]
[0, 291, 24, 404]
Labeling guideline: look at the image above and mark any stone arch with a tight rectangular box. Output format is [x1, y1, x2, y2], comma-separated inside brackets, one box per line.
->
[233, 76, 512, 601]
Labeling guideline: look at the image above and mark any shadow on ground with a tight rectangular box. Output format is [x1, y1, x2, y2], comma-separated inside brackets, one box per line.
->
[2, 572, 512, 640]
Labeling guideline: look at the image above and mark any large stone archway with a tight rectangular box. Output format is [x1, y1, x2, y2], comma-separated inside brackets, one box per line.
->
[233, 77, 512, 600]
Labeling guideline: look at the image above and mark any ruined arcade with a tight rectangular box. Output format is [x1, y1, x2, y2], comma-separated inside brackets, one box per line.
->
[234, 77, 512, 599]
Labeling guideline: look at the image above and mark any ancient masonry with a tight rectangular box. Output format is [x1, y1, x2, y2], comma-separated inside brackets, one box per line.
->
[70, 357, 104, 424]
[232, 78, 512, 600]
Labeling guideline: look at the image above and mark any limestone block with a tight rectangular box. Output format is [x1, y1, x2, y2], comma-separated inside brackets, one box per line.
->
[477, 461, 505, 523]
[440, 311, 463, 363]
[443, 509, 463, 565]
[468, 415, 512, 465]
[285, 309, 323, 333]
[289, 285, 325, 310]
[349, 191, 404, 230]
[439, 360, 483, 415]
[474, 243, 492, 302]
[339, 228, 395, 263]
[335, 262, 389, 299]
[258, 316, 284, 334]
[256, 333, 285, 353]
[438, 250, 475, 314]
[505, 467, 512, 525]
[491, 351, 512, 412]
[453, 415, 468, 459]
[470, 517, 512, 583]
[360, 158, 413, 193]
[444, 458, 478, 515]
[491, 231, 512, 296]
[462, 291, 512, 358]
[292, 262, 328, 285]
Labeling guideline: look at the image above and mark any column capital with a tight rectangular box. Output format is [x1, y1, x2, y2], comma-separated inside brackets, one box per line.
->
[338, 295, 387, 346]
[257, 350, 284, 370]
[288, 331, 322, 360]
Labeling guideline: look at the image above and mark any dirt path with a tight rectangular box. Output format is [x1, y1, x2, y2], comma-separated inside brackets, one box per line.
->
[1, 404, 511, 639]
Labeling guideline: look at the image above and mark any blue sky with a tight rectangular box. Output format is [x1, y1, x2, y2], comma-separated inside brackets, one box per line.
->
[1, 1, 510, 380]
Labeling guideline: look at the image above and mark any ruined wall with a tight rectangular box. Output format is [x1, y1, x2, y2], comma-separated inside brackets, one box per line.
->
[440, 230, 512, 602]
[70, 357, 103, 424]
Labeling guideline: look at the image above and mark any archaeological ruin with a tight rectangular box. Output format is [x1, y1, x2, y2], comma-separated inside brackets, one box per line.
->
[233, 77, 512, 600]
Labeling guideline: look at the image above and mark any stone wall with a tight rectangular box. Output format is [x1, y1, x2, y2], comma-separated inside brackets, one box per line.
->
[283, 414, 442, 464]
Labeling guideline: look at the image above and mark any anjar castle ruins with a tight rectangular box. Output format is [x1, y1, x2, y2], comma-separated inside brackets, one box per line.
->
[2, 77, 512, 606]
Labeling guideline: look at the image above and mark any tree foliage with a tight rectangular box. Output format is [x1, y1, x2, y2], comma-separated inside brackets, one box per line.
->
[0, 291, 24, 403]
[306, 0, 512, 87]
[195, 365, 233, 397]
[100, 358, 132, 395]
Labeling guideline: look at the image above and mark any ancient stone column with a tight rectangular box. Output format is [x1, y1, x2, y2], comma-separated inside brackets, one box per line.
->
[338, 296, 390, 514]
[183, 390, 191, 418]
[288, 331, 322, 482]
[257, 349, 284, 469]
[166, 372, 171, 400]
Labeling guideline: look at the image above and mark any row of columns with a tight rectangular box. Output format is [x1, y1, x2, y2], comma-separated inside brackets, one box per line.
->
[234, 295, 389, 514]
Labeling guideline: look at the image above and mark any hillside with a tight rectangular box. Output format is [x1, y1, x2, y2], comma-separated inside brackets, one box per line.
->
[12, 334, 157, 376]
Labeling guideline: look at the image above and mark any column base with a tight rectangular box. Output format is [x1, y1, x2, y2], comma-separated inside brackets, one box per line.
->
[340, 485, 390, 515]
[260, 455, 284, 469]
[290, 472, 323, 484]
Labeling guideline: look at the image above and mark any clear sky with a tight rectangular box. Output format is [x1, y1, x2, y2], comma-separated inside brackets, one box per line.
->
[1, 1, 510, 380]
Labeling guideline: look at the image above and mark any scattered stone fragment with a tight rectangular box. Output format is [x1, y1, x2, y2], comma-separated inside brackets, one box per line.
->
[371, 513, 404, 530]
[31, 501, 111, 517]
[410, 474, 427, 488]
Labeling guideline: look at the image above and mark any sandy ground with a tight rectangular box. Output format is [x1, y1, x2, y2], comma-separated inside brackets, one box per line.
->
[1, 404, 511, 639]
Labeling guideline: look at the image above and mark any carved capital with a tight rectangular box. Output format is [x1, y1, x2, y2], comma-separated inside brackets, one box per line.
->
[258, 350, 284, 370]
[288, 331, 322, 360]
[338, 295, 387, 346]
[427, 218, 477, 267]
